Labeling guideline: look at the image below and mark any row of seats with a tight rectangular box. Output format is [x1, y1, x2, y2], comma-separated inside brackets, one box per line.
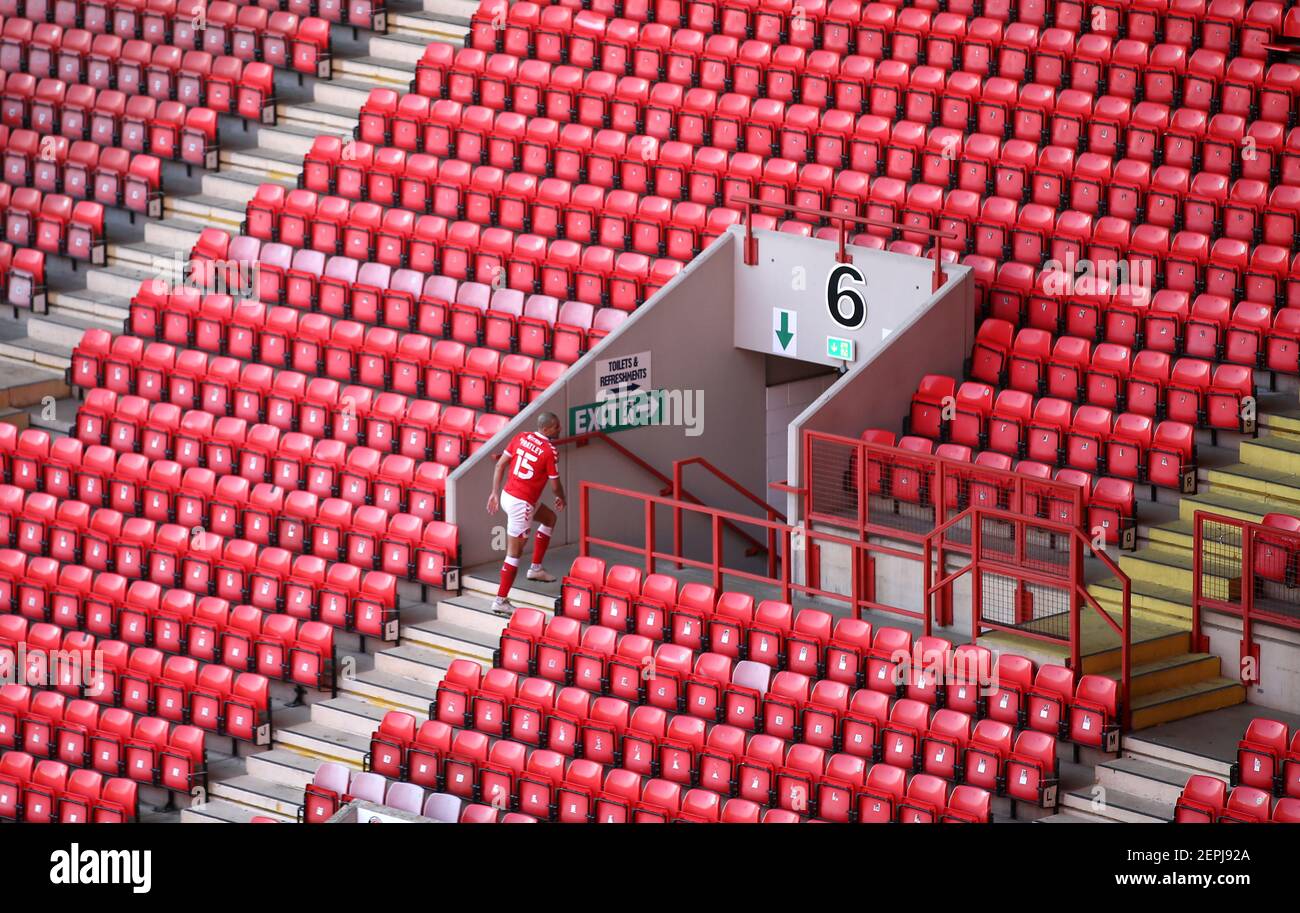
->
[72, 375, 498, 469]
[87, 314, 565, 419]
[1175, 773, 1300, 822]
[411, 45, 1296, 196]
[73, 377, 504, 472]
[0, 486, 402, 642]
[0, 616, 272, 742]
[972, 300, 1291, 392]
[2, 185, 105, 263]
[297, 139, 749, 263]
[0, 0, 333, 74]
[1235, 716, 1300, 797]
[33, 434, 458, 579]
[476, 0, 1287, 55]
[465, 3, 1300, 115]
[14, 390, 455, 520]
[229, 213, 684, 312]
[0, 749, 137, 821]
[1, 129, 163, 218]
[857, 426, 1137, 544]
[303, 760, 540, 823]
[970, 323, 1257, 426]
[0, 550, 337, 688]
[554, 557, 1122, 747]
[909, 375, 1198, 491]
[0, 72, 223, 167]
[441, 646, 1064, 811]
[0, 685, 204, 792]
[371, 703, 1000, 822]
[145, 259, 625, 375]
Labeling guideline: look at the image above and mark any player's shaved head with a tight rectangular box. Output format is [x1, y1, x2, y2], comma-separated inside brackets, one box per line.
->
[537, 412, 561, 435]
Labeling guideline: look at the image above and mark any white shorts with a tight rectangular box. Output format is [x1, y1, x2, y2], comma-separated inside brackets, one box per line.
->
[500, 491, 536, 538]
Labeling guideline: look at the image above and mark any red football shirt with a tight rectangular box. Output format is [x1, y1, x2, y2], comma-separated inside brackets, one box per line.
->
[503, 431, 559, 505]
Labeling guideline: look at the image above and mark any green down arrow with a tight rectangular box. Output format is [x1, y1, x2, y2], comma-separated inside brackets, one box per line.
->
[776, 311, 794, 350]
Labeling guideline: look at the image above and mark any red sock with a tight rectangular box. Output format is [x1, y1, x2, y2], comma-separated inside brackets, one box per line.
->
[498, 555, 519, 598]
[532, 525, 553, 566]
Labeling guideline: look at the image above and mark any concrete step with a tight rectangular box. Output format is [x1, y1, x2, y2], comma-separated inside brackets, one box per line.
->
[0, 361, 69, 409]
[277, 101, 359, 132]
[340, 667, 439, 714]
[86, 264, 157, 300]
[0, 336, 73, 372]
[142, 217, 210, 257]
[435, 593, 512, 638]
[1177, 487, 1274, 525]
[252, 121, 331, 158]
[462, 571, 558, 612]
[209, 774, 307, 818]
[1240, 434, 1300, 476]
[400, 617, 498, 662]
[1207, 461, 1300, 509]
[1095, 756, 1194, 806]
[245, 747, 325, 789]
[1099, 651, 1224, 698]
[26, 310, 102, 351]
[1119, 545, 1228, 595]
[1123, 733, 1235, 780]
[274, 720, 370, 766]
[392, 14, 470, 41]
[366, 30, 439, 66]
[335, 56, 422, 87]
[106, 240, 183, 277]
[373, 641, 460, 685]
[219, 146, 304, 183]
[165, 193, 246, 228]
[313, 74, 386, 109]
[202, 169, 290, 203]
[1034, 811, 1109, 823]
[1061, 785, 1174, 823]
[180, 797, 291, 823]
[47, 289, 131, 328]
[1129, 677, 1246, 730]
[412, 0, 479, 20]
[311, 695, 389, 739]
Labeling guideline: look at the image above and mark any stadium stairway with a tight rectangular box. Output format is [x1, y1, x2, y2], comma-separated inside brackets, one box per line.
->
[0, 0, 495, 824]
[181, 570, 533, 823]
[974, 391, 1300, 736]
[0, 0, 477, 418]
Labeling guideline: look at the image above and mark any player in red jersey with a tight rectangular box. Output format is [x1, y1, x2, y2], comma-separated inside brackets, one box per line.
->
[486, 412, 566, 615]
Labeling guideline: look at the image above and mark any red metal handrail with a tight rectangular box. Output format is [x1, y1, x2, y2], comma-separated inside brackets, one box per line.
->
[924, 504, 1133, 731]
[578, 479, 930, 627]
[729, 195, 959, 292]
[554, 432, 773, 559]
[672, 456, 786, 576]
[1192, 509, 1300, 688]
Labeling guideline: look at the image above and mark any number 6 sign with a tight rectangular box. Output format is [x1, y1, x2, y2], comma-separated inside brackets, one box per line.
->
[826, 263, 867, 330]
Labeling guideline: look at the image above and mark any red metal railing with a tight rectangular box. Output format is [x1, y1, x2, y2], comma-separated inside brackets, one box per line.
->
[579, 480, 932, 628]
[672, 456, 785, 575]
[554, 432, 772, 559]
[729, 195, 959, 292]
[925, 504, 1133, 730]
[1192, 510, 1300, 687]
[579, 480, 1133, 727]
[797, 429, 1088, 544]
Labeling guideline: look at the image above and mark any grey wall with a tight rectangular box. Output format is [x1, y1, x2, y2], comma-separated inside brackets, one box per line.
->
[447, 233, 772, 569]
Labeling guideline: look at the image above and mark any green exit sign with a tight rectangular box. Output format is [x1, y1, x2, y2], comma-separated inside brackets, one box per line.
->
[827, 336, 855, 361]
